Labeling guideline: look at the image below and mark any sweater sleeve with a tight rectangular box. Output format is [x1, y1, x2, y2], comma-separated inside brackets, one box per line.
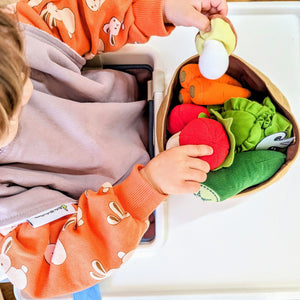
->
[16, 0, 174, 57]
[0, 165, 167, 299]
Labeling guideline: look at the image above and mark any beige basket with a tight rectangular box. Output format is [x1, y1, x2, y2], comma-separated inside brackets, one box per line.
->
[157, 54, 299, 197]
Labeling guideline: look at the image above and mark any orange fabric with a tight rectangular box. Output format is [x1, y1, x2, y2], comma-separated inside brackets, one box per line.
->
[16, 0, 174, 57]
[179, 64, 202, 89]
[0, 165, 167, 298]
[179, 63, 242, 89]
[189, 77, 251, 105]
[3, 1, 172, 297]
[178, 64, 251, 105]
[179, 88, 192, 104]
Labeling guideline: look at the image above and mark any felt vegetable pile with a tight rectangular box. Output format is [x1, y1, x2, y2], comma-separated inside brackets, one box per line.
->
[165, 15, 294, 201]
[166, 72, 293, 201]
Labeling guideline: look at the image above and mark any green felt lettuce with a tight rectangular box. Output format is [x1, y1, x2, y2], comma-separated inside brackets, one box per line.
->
[194, 150, 286, 202]
[210, 109, 236, 170]
[214, 97, 293, 152]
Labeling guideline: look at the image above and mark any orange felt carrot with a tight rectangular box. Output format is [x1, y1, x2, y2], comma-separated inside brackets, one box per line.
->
[179, 64, 201, 89]
[179, 63, 242, 89]
[189, 77, 251, 105]
[179, 88, 192, 104]
[215, 74, 242, 87]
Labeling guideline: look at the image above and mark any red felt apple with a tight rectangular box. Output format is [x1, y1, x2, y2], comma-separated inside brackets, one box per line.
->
[167, 103, 210, 135]
[179, 117, 229, 170]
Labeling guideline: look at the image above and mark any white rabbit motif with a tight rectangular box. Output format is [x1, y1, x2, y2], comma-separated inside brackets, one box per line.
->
[62, 207, 84, 231]
[89, 259, 115, 280]
[28, 0, 43, 7]
[0, 237, 28, 290]
[51, 239, 67, 265]
[118, 250, 135, 264]
[85, 0, 105, 12]
[107, 201, 130, 225]
[41, 3, 75, 38]
[102, 182, 112, 193]
[44, 239, 67, 265]
[103, 17, 124, 46]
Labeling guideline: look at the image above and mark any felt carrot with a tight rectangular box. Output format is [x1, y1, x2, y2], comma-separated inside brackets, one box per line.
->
[179, 88, 192, 104]
[189, 77, 251, 105]
[179, 64, 201, 89]
[179, 63, 243, 89]
[215, 74, 242, 87]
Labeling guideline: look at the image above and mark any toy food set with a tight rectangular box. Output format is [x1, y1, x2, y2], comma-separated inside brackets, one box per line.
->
[157, 15, 299, 202]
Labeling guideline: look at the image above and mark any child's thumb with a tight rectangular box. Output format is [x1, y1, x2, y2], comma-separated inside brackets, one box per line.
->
[189, 10, 211, 32]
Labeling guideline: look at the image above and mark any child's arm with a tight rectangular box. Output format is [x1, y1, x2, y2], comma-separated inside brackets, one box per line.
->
[0, 165, 165, 298]
[0, 145, 211, 298]
[163, 0, 228, 32]
[16, 0, 228, 58]
[16, 0, 174, 58]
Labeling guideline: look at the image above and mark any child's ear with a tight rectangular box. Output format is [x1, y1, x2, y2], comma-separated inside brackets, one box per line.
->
[21, 78, 33, 106]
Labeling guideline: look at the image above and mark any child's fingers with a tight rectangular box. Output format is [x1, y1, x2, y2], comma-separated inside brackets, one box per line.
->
[212, 0, 228, 16]
[187, 156, 211, 174]
[180, 144, 213, 158]
[183, 167, 208, 183]
[201, 0, 228, 16]
[181, 2, 210, 31]
[190, 11, 210, 32]
[140, 145, 213, 195]
[176, 181, 202, 194]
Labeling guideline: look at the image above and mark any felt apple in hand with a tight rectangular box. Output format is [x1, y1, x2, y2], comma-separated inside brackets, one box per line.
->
[179, 117, 229, 170]
[167, 104, 230, 170]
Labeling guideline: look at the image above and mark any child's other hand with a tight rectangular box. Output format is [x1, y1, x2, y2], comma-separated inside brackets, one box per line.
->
[140, 145, 213, 195]
[163, 0, 228, 32]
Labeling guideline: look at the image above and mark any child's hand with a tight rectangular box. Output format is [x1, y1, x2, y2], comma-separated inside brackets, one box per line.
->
[163, 0, 228, 32]
[140, 145, 213, 195]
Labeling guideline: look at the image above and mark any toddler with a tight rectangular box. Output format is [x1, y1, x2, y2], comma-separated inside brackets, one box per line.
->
[0, 0, 226, 298]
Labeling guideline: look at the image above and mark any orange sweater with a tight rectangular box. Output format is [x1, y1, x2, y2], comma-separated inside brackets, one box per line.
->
[0, 0, 172, 297]
[17, 0, 174, 57]
[0, 165, 167, 298]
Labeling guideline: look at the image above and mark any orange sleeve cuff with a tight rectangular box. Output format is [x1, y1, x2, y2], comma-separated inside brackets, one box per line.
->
[132, 0, 174, 38]
[114, 164, 168, 221]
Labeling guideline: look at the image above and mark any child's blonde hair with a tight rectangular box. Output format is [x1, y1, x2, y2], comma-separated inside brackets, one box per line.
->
[0, 10, 29, 141]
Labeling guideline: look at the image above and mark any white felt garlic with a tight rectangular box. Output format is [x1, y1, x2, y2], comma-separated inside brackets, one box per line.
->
[198, 39, 229, 80]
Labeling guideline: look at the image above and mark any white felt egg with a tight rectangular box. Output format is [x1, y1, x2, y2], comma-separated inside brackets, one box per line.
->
[198, 39, 229, 80]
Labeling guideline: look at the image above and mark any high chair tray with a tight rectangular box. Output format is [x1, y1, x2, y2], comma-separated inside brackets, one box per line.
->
[99, 2, 300, 299]
[85, 45, 167, 251]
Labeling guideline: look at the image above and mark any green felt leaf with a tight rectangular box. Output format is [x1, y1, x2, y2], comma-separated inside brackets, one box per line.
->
[210, 109, 236, 170]
[221, 97, 293, 152]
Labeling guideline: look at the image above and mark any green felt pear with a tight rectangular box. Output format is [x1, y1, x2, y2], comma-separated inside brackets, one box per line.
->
[194, 150, 286, 202]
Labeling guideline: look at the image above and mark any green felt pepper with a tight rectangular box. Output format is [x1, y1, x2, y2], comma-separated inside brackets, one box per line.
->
[194, 150, 286, 202]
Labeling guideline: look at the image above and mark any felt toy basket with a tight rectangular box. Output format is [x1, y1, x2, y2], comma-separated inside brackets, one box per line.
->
[156, 54, 300, 198]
